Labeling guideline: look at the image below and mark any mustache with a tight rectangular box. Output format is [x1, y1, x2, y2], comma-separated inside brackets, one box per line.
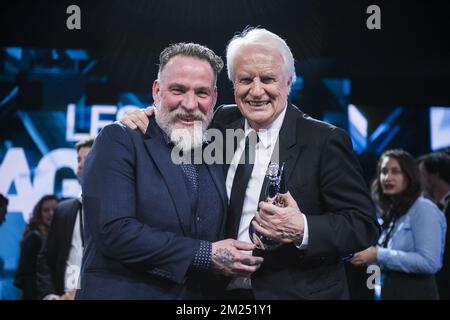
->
[170, 109, 204, 122]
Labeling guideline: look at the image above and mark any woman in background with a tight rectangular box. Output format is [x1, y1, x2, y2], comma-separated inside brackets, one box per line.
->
[15, 195, 58, 300]
[350, 149, 446, 299]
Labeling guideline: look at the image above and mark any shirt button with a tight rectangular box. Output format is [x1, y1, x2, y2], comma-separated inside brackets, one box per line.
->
[196, 217, 200, 222]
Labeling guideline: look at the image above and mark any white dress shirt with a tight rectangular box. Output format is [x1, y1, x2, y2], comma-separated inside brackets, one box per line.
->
[226, 105, 309, 290]
[64, 200, 84, 292]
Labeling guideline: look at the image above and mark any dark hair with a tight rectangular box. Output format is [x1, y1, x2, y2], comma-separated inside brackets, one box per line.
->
[371, 149, 421, 228]
[0, 193, 8, 208]
[417, 152, 450, 184]
[75, 137, 94, 152]
[0, 193, 8, 225]
[158, 42, 224, 84]
[23, 195, 58, 238]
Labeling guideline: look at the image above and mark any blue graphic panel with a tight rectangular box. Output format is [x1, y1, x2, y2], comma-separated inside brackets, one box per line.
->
[430, 107, 450, 151]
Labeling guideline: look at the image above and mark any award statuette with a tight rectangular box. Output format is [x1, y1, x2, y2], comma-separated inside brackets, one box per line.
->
[249, 162, 288, 250]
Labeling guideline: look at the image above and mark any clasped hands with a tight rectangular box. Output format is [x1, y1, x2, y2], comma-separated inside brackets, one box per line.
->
[251, 191, 305, 250]
[120, 109, 305, 274]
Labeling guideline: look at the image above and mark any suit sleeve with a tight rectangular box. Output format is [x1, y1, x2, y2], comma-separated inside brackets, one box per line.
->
[36, 209, 61, 298]
[15, 233, 42, 299]
[82, 124, 201, 284]
[305, 127, 380, 257]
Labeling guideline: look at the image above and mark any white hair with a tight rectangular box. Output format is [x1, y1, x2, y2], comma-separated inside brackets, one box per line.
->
[226, 28, 296, 85]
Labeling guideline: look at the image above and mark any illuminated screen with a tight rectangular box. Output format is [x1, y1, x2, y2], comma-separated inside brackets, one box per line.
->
[430, 107, 450, 151]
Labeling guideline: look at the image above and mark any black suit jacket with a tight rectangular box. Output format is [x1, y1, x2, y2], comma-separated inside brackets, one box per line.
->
[212, 103, 380, 299]
[437, 202, 450, 299]
[36, 198, 80, 298]
[15, 228, 45, 300]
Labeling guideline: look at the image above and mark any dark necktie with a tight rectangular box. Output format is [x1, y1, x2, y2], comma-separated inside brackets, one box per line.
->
[226, 131, 258, 238]
[180, 163, 199, 192]
[179, 150, 199, 192]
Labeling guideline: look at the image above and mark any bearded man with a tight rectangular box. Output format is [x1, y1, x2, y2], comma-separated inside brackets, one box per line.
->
[76, 43, 263, 300]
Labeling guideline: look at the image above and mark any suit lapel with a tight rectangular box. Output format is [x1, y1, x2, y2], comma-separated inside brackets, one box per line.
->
[62, 199, 81, 255]
[277, 104, 306, 182]
[223, 117, 245, 177]
[143, 119, 192, 235]
[206, 163, 228, 233]
[258, 104, 306, 203]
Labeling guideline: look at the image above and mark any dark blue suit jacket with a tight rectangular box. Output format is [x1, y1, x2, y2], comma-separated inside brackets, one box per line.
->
[77, 118, 227, 299]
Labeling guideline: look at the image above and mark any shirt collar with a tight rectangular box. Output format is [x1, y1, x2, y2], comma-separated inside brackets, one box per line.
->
[158, 125, 174, 148]
[244, 102, 287, 149]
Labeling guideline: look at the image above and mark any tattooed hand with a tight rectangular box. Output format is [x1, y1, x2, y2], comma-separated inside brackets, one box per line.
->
[211, 239, 264, 277]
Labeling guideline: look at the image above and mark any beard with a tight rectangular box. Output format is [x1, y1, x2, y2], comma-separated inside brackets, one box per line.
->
[155, 106, 212, 153]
